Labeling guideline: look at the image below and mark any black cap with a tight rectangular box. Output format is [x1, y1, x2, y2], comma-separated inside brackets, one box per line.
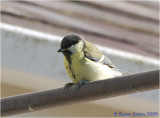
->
[60, 34, 83, 49]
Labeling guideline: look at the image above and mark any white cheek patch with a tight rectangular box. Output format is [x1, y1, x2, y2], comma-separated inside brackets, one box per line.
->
[68, 41, 84, 53]
[68, 45, 75, 52]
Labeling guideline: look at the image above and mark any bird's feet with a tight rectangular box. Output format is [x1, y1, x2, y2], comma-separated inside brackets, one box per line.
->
[64, 82, 75, 89]
[76, 80, 88, 89]
[64, 80, 89, 90]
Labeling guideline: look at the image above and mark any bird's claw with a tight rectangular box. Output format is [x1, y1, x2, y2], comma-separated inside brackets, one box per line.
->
[64, 82, 75, 89]
[76, 80, 88, 89]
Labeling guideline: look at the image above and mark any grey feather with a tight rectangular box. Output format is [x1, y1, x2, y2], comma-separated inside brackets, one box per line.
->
[83, 41, 116, 69]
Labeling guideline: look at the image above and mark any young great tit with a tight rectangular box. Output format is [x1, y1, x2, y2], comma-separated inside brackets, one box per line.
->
[58, 34, 122, 87]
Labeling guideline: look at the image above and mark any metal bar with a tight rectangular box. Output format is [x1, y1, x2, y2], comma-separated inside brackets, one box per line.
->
[1, 69, 159, 117]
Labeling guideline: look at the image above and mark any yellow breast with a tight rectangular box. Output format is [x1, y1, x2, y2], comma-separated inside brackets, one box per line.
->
[64, 52, 121, 84]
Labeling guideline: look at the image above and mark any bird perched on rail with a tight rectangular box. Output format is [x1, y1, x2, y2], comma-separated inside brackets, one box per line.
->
[58, 34, 123, 87]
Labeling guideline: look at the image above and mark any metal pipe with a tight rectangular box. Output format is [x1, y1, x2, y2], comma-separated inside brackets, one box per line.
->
[1, 69, 159, 117]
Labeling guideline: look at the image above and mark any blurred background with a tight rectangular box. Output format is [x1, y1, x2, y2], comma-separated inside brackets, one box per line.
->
[1, 1, 159, 117]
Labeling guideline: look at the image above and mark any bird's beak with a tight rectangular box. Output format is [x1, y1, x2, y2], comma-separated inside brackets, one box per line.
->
[57, 48, 67, 52]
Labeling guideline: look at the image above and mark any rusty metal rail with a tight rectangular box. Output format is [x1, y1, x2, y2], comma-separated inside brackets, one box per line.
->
[1, 69, 159, 117]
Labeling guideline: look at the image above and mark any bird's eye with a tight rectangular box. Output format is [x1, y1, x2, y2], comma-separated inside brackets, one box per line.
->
[68, 40, 78, 47]
[70, 42, 75, 46]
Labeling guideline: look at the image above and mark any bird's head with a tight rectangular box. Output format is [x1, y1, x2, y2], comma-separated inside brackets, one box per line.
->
[58, 34, 85, 55]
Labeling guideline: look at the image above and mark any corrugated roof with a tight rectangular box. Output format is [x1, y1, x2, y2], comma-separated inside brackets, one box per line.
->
[1, 1, 159, 58]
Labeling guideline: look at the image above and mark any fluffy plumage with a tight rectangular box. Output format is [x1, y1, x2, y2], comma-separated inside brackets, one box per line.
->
[58, 34, 122, 84]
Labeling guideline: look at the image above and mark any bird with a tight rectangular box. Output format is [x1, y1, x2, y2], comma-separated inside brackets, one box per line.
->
[58, 34, 123, 87]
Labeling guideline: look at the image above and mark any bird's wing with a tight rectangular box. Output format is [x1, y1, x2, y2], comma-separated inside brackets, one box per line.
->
[83, 41, 116, 68]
